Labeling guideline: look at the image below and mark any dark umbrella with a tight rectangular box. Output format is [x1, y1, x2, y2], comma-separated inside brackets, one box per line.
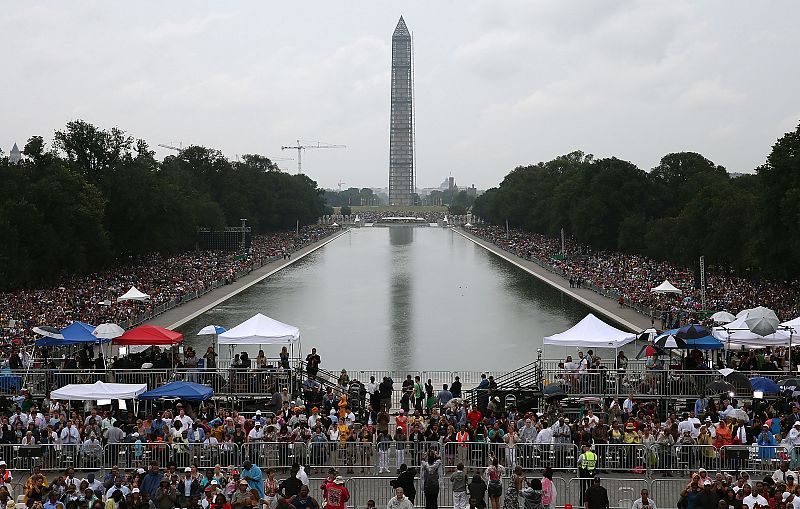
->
[635, 344, 667, 360]
[654, 334, 687, 349]
[778, 378, 800, 387]
[706, 380, 736, 394]
[676, 324, 711, 340]
[637, 328, 658, 342]
[722, 370, 752, 394]
[543, 384, 568, 400]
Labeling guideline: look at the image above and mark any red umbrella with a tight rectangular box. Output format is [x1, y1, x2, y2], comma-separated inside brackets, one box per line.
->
[113, 325, 183, 346]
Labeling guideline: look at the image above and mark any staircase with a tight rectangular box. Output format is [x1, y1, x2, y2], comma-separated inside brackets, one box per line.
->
[465, 359, 543, 413]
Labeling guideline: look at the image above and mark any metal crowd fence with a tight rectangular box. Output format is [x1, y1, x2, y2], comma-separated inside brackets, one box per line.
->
[326, 475, 667, 509]
[16, 368, 293, 399]
[567, 477, 650, 509]
[6, 441, 788, 480]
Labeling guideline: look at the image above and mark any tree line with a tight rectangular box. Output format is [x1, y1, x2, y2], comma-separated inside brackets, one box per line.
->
[0, 120, 328, 291]
[472, 123, 800, 279]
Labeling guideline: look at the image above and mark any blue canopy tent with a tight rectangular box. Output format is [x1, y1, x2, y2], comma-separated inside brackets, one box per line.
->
[138, 381, 214, 401]
[34, 322, 111, 346]
[684, 335, 723, 350]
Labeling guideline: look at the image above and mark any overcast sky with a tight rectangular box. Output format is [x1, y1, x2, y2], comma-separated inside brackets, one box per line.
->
[2, 1, 799, 190]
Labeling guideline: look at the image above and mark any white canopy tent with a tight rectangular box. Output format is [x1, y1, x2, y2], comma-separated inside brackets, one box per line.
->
[712, 315, 792, 348]
[544, 313, 637, 348]
[218, 313, 300, 345]
[117, 286, 150, 302]
[650, 280, 682, 294]
[781, 317, 800, 340]
[50, 380, 147, 401]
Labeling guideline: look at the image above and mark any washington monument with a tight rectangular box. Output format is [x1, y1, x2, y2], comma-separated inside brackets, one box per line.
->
[389, 16, 415, 206]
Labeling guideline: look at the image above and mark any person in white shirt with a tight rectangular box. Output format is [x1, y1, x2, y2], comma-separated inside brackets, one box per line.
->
[585, 410, 599, 427]
[248, 423, 265, 442]
[773, 462, 797, 484]
[105, 479, 131, 501]
[387, 488, 414, 509]
[741, 483, 768, 509]
[60, 421, 81, 445]
[623, 395, 635, 418]
[534, 425, 553, 444]
[677, 414, 694, 437]
[631, 489, 657, 509]
[84, 473, 104, 494]
[174, 409, 193, 430]
[308, 409, 320, 429]
[718, 399, 736, 419]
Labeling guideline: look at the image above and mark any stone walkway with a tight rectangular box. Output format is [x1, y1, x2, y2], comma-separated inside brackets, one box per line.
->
[454, 228, 654, 332]
[146, 229, 350, 330]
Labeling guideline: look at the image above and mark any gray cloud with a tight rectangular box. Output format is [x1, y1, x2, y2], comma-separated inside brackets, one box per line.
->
[2, 1, 798, 190]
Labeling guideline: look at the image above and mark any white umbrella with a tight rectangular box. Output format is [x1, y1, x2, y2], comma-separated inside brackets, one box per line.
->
[736, 309, 751, 320]
[92, 323, 125, 339]
[745, 306, 780, 337]
[710, 311, 736, 324]
[32, 326, 64, 339]
[718, 368, 735, 377]
[197, 325, 226, 336]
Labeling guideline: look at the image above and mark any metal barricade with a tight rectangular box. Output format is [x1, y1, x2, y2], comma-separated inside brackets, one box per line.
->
[510, 443, 579, 472]
[2, 443, 108, 474]
[650, 478, 691, 509]
[592, 443, 647, 475]
[567, 477, 649, 509]
[651, 444, 719, 476]
[551, 476, 569, 509]
[721, 444, 789, 477]
[346, 476, 397, 509]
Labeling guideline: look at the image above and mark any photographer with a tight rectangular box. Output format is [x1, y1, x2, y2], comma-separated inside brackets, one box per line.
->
[631, 489, 657, 509]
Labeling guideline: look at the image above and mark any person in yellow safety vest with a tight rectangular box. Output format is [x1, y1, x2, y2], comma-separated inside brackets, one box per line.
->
[578, 443, 598, 505]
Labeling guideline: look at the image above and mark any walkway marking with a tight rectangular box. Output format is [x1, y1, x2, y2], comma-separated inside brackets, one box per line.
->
[165, 229, 350, 330]
[452, 228, 642, 332]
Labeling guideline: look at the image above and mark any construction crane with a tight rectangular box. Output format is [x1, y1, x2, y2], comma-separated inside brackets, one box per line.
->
[280, 140, 346, 174]
[158, 143, 183, 153]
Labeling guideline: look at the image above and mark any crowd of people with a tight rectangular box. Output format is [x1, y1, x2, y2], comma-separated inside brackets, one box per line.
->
[469, 226, 800, 324]
[3, 342, 800, 509]
[0, 226, 337, 351]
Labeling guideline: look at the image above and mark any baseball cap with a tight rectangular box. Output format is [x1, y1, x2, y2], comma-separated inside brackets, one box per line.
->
[205, 487, 213, 493]
[698, 468, 707, 473]
[184, 467, 192, 472]
[703, 480, 712, 486]
[132, 489, 140, 494]
[256, 410, 262, 415]
[784, 493, 793, 502]
[239, 480, 248, 485]
[137, 468, 145, 474]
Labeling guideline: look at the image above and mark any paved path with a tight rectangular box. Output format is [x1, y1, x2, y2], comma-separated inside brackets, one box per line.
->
[146, 228, 350, 330]
[454, 228, 654, 332]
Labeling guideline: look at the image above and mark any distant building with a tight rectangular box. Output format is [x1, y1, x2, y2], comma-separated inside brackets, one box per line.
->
[9, 143, 21, 163]
[388, 16, 415, 206]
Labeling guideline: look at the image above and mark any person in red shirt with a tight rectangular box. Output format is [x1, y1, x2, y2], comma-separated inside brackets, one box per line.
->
[467, 407, 483, 430]
[396, 410, 409, 435]
[323, 476, 349, 509]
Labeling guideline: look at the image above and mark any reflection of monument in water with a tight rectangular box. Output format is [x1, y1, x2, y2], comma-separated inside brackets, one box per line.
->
[388, 16, 415, 206]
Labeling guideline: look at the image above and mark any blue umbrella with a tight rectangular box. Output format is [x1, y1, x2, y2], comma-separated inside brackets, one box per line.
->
[197, 325, 226, 335]
[750, 377, 781, 394]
